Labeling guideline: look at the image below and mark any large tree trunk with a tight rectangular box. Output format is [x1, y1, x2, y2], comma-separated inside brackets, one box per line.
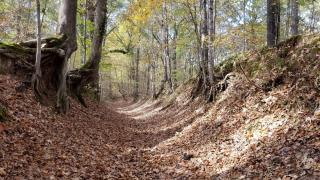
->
[207, 0, 217, 101]
[88, 0, 107, 89]
[155, 1, 173, 98]
[163, 1, 173, 93]
[15, 1, 22, 41]
[267, 0, 281, 47]
[87, 0, 96, 39]
[82, 0, 88, 64]
[191, 0, 210, 98]
[67, 0, 107, 106]
[201, 0, 209, 87]
[57, 0, 78, 113]
[291, 0, 299, 36]
[208, 0, 216, 86]
[32, 0, 42, 101]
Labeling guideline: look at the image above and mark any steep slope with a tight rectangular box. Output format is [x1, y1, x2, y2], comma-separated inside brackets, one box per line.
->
[119, 34, 320, 179]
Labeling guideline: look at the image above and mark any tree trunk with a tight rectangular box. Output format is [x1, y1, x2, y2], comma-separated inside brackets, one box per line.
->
[208, 0, 216, 86]
[172, 23, 178, 89]
[207, 0, 217, 101]
[285, 0, 291, 38]
[151, 35, 157, 99]
[67, 0, 107, 105]
[0, 0, 110, 111]
[87, 0, 96, 39]
[243, 0, 247, 52]
[15, 1, 22, 41]
[155, 1, 173, 98]
[267, 0, 281, 47]
[82, 0, 88, 64]
[146, 64, 151, 95]
[57, 0, 78, 113]
[133, 48, 140, 101]
[88, 0, 108, 91]
[32, 0, 42, 101]
[310, 0, 316, 33]
[151, 61, 156, 98]
[200, 0, 209, 89]
[163, 0, 173, 93]
[202, 0, 209, 83]
[192, 0, 216, 99]
[291, 0, 299, 36]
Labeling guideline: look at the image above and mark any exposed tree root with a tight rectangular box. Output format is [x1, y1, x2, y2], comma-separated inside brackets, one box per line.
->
[67, 67, 96, 107]
[0, 37, 93, 108]
[191, 72, 216, 102]
[0, 37, 67, 105]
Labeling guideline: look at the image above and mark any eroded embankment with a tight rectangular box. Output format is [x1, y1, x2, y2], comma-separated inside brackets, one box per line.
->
[118, 35, 320, 179]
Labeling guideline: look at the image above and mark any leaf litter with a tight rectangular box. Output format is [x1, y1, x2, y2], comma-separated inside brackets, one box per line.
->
[0, 35, 320, 179]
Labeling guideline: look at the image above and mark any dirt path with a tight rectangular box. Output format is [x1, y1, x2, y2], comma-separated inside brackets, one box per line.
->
[1, 75, 196, 179]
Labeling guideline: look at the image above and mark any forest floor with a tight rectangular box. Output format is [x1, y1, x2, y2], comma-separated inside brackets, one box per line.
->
[0, 75, 191, 179]
[1, 35, 320, 179]
[0, 74, 319, 179]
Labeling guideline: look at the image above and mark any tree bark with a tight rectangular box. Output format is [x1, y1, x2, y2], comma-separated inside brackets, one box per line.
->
[208, 0, 216, 86]
[151, 61, 156, 98]
[57, 0, 78, 113]
[83, 0, 88, 64]
[200, 0, 209, 88]
[133, 48, 140, 101]
[66, 0, 107, 106]
[285, 0, 291, 38]
[310, 0, 316, 32]
[87, 0, 96, 39]
[155, 1, 173, 98]
[151, 31, 157, 99]
[163, 0, 173, 93]
[267, 0, 281, 47]
[146, 64, 151, 96]
[88, 0, 108, 88]
[291, 0, 299, 36]
[15, 0, 22, 41]
[32, 0, 42, 101]
[172, 23, 178, 89]
[0, 0, 109, 111]
[207, 0, 217, 101]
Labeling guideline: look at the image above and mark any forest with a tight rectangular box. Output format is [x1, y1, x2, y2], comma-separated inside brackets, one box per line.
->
[0, 0, 319, 179]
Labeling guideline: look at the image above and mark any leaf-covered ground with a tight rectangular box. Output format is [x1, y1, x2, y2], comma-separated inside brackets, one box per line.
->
[0, 35, 320, 179]
[0, 73, 319, 179]
[0, 75, 187, 179]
